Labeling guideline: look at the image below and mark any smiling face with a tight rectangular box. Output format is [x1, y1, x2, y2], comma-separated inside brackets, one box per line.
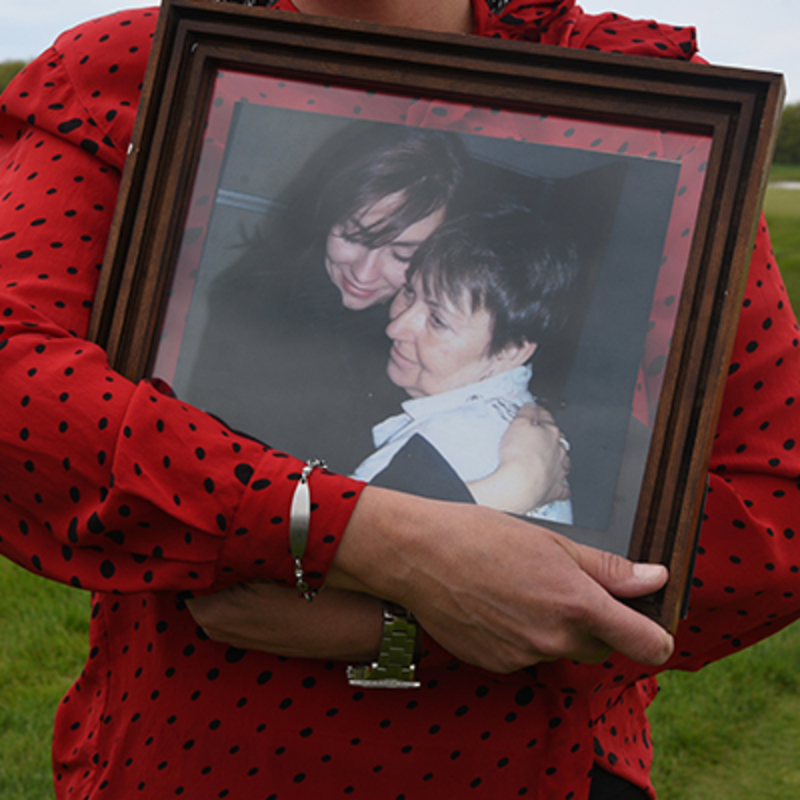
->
[324, 192, 446, 311]
[385, 274, 536, 398]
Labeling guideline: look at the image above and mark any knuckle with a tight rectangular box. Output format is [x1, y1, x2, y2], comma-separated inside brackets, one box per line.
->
[532, 631, 572, 661]
[558, 596, 597, 633]
[600, 550, 634, 583]
[484, 638, 546, 673]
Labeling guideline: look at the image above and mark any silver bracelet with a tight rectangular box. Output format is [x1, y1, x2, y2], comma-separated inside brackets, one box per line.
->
[289, 458, 326, 601]
[347, 602, 421, 688]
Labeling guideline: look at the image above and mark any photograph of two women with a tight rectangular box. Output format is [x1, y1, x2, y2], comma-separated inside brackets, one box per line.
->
[156, 96, 682, 557]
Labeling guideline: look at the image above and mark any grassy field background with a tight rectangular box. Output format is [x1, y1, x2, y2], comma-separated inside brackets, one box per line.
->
[0, 173, 799, 797]
[764, 166, 800, 302]
[0, 560, 89, 798]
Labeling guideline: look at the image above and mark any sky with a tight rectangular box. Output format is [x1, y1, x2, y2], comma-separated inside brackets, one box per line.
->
[1, 0, 797, 103]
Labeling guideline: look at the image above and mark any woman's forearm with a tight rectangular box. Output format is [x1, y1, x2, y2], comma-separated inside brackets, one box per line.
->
[187, 484, 671, 672]
[187, 582, 384, 662]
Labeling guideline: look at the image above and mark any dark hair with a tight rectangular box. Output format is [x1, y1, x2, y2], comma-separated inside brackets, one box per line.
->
[407, 204, 579, 356]
[217, 122, 467, 307]
[302, 123, 467, 249]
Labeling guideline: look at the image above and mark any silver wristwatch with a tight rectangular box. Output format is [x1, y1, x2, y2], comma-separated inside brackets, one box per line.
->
[346, 602, 421, 688]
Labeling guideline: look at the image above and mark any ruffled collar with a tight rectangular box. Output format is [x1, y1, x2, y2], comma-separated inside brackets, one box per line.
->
[472, 0, 577, 39]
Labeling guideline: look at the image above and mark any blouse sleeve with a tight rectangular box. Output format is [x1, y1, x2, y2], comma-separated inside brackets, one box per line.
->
[0, 8, 364, 595]
[668, 216, 800, 667]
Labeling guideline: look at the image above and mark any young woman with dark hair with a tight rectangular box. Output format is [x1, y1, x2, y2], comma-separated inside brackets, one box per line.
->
[181, 123, 467, 471]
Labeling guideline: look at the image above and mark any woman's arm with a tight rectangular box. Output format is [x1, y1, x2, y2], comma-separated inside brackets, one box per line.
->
[0, 11, 358, 597]
[188, 582, 385, 661]
[190, 485, 674, 672]
[368, 407, 570, 513]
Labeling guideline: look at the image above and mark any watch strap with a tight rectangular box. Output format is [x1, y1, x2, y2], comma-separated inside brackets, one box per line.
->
[346, 602, 421, 688]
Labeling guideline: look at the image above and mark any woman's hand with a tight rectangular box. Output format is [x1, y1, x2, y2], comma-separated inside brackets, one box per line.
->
[327, 486, 673, 674]
[186, 583, 383, 662]
[468, 404, 570, 513]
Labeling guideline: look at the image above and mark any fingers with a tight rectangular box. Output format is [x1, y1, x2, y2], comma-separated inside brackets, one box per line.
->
[553, 445, 571, 500]
[561, 542, 674, 665]
[585, 589, 674, 665]
[544, 438, 571, 503]
[514, 403, 555, 427]
[569, 543, 669, 598]
[513, 405, 571, 503]
[470, 629, 615, 673]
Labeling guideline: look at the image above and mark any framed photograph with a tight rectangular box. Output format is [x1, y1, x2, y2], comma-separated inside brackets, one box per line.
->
[89, 0, 784, 630]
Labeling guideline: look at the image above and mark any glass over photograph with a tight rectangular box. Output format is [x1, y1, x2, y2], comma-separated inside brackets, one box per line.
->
[151, 71, 711, 556]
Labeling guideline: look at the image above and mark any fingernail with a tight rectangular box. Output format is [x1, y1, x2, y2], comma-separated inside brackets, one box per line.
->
[633, 563, 667, 581]
[659, 632, 675, 663]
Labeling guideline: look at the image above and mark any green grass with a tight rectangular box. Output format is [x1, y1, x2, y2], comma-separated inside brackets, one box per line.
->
[649, 623, 800, 799]
[769, 162, 800, 183]
[763, 176, 800, 314]
[0, 559, 89, 799]
[765, 186, 800, 218]
[765, 215, 800, 306]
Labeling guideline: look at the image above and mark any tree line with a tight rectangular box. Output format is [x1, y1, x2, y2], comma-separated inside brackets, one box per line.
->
[0, 61, 27, 95]
[775, 103, 800, 165]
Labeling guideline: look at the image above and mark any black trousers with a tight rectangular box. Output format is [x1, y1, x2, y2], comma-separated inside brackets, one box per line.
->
[589, 766, 649, 800]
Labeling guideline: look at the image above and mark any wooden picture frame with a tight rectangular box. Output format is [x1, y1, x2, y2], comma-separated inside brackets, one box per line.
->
[89, 0, 784, 630]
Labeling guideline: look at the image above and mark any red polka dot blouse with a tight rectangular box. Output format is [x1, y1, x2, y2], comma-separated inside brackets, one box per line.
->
[0, 2, 797, 799]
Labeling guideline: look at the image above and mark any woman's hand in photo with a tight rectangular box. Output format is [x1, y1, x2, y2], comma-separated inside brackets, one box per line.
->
[468, 404, 570, 513]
